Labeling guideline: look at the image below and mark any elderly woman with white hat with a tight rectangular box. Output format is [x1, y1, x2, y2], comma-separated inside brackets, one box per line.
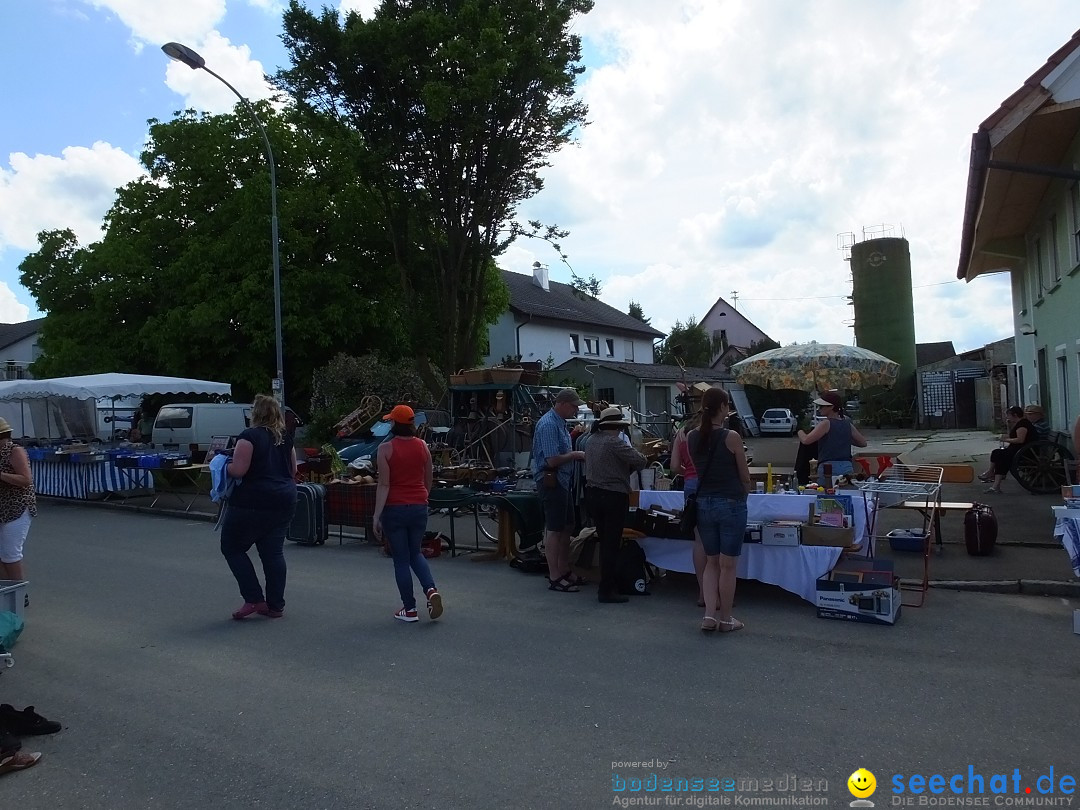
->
[0, 418, 36, 583]
[583, 407, 648, 603]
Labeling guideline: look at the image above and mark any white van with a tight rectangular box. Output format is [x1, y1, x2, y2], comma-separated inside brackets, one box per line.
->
[151, 403, 253, 453]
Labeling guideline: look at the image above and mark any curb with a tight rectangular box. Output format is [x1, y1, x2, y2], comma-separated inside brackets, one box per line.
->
[42, 495, 217, 524]
[929, 580, 1080, 597]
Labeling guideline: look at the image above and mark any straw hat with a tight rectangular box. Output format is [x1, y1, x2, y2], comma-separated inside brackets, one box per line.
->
[0, 417, 11, 435]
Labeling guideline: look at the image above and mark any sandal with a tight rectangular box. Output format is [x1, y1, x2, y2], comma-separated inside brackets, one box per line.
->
[700, 616, 718, 632]
[547, 576, 580, 593]
[566, 574, 588, 587]
[0, 751, 41, 775]
[718, 617, 745, 632]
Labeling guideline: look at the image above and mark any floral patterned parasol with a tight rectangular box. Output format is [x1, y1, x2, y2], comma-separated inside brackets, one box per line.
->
[731, 343, 900, 392]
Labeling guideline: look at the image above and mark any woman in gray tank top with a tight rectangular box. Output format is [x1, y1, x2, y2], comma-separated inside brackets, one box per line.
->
[797, 391, 867, 485]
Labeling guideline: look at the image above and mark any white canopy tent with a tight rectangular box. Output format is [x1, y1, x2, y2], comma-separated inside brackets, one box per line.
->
[0, 374, 233, 440]
[0, 374, 232, 402]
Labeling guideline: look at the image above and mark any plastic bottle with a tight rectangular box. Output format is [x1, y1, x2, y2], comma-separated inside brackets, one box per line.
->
[766, 463, 773, 494]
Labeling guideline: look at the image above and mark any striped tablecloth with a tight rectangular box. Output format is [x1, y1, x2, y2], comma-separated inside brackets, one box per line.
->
[30, 459, 154, 499]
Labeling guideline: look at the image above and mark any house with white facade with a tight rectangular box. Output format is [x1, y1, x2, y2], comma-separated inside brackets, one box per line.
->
[482, 265, 664, 369]
[698, 297, 772, 368]
[0, 318, 44, 380]
[957, 29, 1080, 444]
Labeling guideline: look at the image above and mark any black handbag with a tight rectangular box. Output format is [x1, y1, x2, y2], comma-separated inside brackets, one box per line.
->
[679, 430, 720, 537]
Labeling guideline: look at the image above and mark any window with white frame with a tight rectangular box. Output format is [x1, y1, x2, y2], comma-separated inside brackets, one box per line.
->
[624, 340, 635, 361]
[1058, 354, 1069, 430]
[1071, 182, 1080, 264]
[583, 336, 600, 356]
[1048, 215, 1061, 283]
[1034, 236, 1047, 297]
[570, 333, 580, 354]
[605, 338, 615, 358]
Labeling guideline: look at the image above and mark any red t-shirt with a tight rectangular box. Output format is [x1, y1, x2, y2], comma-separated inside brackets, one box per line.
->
[385, 437, 430, 505]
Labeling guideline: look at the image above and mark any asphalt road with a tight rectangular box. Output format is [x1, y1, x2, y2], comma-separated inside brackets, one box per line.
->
[2, 501, 1078, 809]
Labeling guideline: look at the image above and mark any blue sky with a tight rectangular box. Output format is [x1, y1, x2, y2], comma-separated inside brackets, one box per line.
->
[1, 0, 1078, 355]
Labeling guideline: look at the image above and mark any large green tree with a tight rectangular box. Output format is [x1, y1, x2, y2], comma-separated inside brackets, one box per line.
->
[654, 316, 719, 368]
[275, 0, 592, 374]
[20, 105, 404, 409]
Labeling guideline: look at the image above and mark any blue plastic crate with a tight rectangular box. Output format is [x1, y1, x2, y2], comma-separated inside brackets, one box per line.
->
[887, 529, 925, 553]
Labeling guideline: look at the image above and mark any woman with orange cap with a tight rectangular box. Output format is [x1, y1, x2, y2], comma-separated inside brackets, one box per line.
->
[374, 405, 444, 623]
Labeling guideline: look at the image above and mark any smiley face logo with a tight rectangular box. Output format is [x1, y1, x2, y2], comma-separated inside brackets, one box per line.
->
[848, 768, 877, 798]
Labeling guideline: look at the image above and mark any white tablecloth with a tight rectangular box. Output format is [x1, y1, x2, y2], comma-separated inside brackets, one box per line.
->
[31, 459, 154, 499]
[1051, 507, 1080, 577]
[636, 491, 876, 604]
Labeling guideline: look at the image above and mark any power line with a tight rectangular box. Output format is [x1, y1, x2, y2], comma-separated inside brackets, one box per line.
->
[737, 279, 960, 302]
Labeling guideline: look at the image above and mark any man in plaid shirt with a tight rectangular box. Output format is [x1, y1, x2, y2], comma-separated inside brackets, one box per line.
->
[532, 388, 585, 592]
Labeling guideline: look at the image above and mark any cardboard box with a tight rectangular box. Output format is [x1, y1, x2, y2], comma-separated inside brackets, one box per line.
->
[762, 522, 800, 546]
[1062, 486, 1080, 498]
[816, 560, 900, 625]
[745, 522, 762, 543]
[802, 523, 855, 547]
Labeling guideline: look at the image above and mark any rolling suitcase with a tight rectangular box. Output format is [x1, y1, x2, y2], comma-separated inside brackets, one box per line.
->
[963, 503, 997, 556]
[289, 483, 328, 545]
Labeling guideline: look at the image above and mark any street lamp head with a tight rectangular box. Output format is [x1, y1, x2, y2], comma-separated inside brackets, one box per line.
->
[162, 42, 206, 70]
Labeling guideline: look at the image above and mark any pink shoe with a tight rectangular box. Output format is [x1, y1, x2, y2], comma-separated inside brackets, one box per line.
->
[232, 602, 268, 620]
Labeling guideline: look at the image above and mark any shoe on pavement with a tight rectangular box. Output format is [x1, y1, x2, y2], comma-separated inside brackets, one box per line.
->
[232, 602, 268, 620]
[0, 705, 61, 736]
[425, 588, 443, 620]
[394, 607, 419, 623]
[0, 751, 41, 775]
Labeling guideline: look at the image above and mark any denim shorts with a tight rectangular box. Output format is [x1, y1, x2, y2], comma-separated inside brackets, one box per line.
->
[696, 495, 747, 557]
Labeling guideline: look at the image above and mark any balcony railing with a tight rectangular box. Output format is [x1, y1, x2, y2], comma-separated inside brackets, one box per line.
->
[0, 362, 32, 381]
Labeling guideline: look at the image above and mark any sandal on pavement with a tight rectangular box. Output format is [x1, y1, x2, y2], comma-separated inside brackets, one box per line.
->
[718, 617, 745, 633]
[548, 576, 580, 593]
[700, 616, 718, 632]
[0, 751, 41, 775]
[982, 487, 1001, 494]
[566, 574, 588, 587]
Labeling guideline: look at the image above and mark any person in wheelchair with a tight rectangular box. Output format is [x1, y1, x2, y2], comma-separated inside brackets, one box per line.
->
[978, 406, 1038, 493]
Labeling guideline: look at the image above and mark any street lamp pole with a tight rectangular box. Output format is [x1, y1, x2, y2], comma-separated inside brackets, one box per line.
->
[161, 42, 285, 406]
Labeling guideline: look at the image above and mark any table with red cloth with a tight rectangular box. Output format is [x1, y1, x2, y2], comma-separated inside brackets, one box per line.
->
[324, 482, 377, 543]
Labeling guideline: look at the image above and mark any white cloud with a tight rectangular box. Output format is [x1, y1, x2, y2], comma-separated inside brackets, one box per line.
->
[83, 1, 275, 112]
[0, 142, 145, 253]
[163, 31, 277, 112]
[519, 0, 1076, 354]
[338, 0, 379, 19]
[83, 0, 227, 49]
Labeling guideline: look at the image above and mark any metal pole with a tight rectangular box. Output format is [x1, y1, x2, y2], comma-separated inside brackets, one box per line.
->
[200, 66, 285, 406]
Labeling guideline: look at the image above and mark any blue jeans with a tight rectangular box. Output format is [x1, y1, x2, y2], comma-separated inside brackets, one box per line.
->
[818, 460, 854, 486]
[220, 505, 293, 612]
[382, 504, 436, 610]
[696, 496, 747, 557]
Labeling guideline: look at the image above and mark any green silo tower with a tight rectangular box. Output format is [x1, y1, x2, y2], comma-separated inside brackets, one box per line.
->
[849, 236, 917, 401]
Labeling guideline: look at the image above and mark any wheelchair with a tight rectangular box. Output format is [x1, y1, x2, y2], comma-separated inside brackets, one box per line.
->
[1010, 432, 1075, 494]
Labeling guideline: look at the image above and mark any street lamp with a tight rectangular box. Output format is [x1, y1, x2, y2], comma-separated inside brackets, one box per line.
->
[161, 41, 285, 406]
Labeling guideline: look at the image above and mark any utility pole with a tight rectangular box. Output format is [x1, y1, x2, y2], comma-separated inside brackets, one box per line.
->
[731, 290, 739, 310]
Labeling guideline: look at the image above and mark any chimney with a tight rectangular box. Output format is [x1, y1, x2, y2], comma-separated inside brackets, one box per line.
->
[531, 261, 549, 292]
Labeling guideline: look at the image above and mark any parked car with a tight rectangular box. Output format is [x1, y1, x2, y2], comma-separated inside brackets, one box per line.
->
[759, 408, 798, 436]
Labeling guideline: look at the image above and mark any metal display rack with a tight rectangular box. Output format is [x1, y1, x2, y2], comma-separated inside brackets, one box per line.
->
[856, 464, 943, 607]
